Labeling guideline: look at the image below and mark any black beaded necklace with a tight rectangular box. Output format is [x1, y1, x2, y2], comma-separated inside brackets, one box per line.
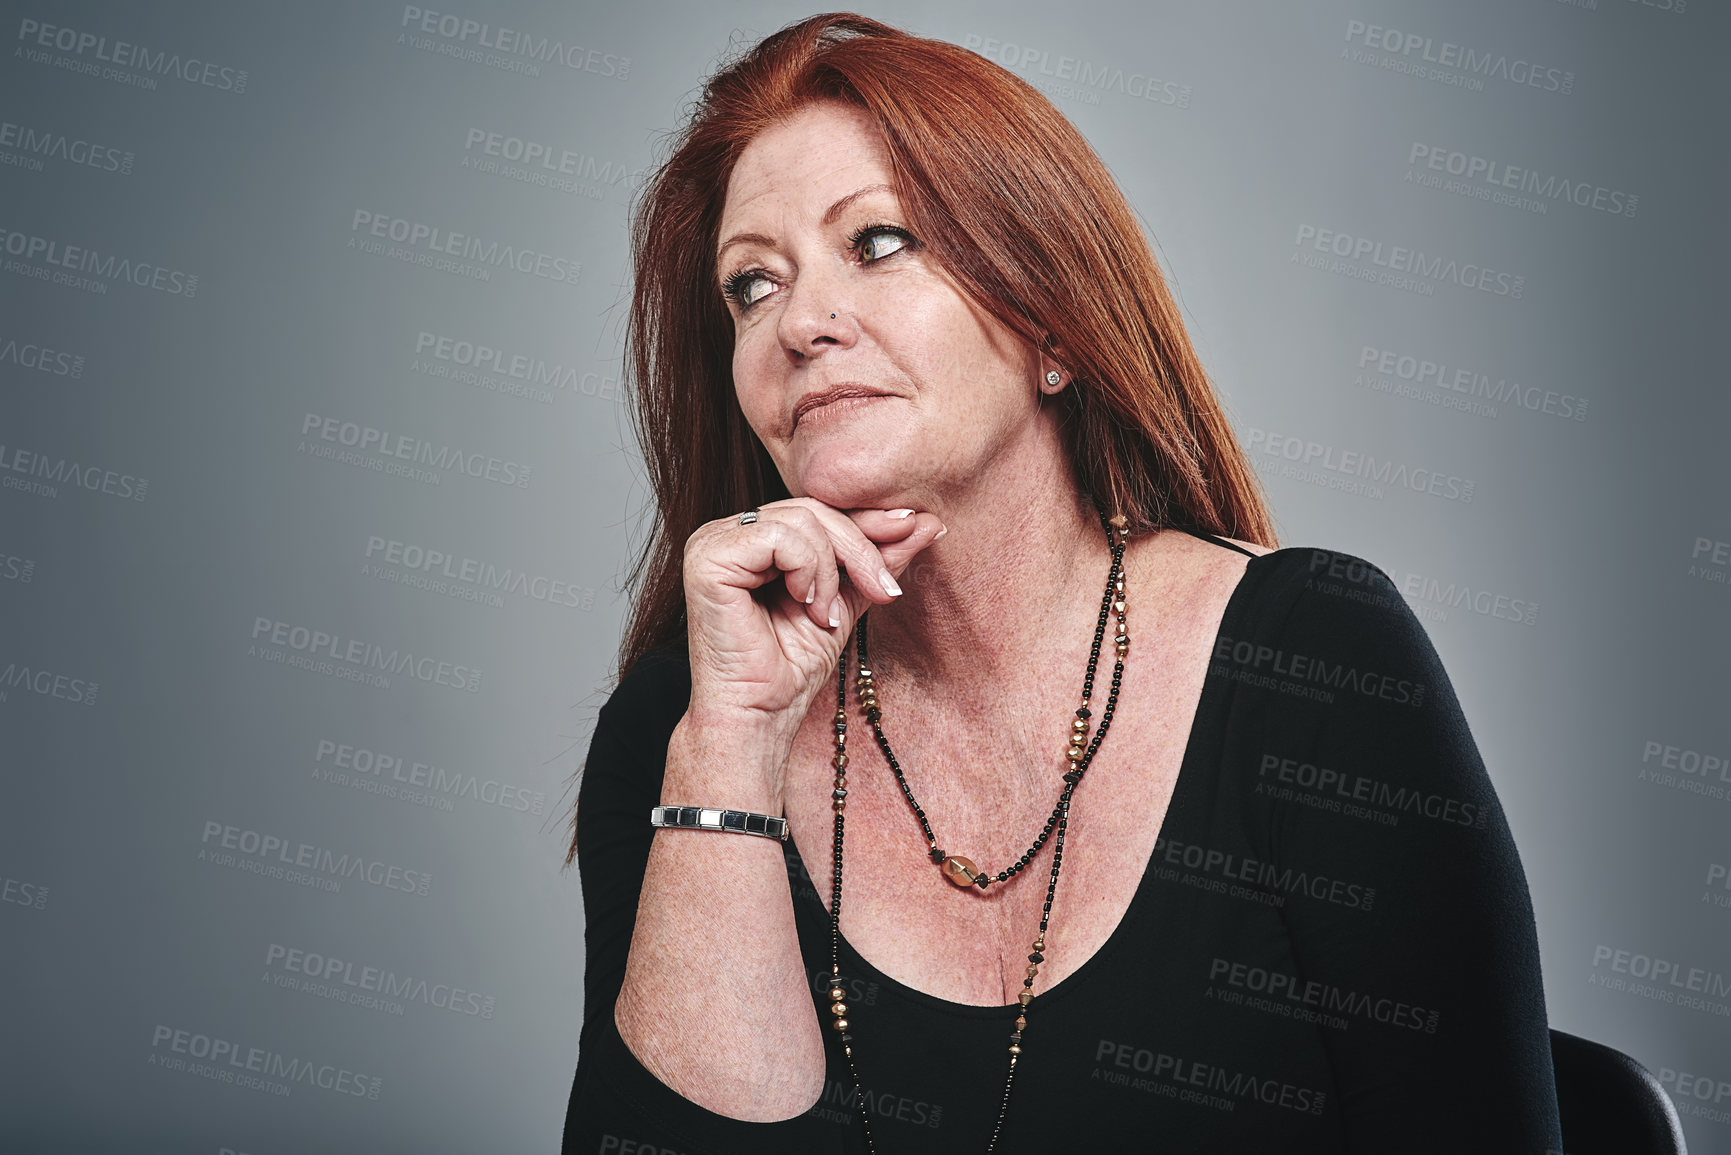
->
[823, 507, 1130, 1151]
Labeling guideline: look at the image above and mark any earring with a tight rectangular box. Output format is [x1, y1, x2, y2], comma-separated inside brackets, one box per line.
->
[1045, 369, 1062, 387]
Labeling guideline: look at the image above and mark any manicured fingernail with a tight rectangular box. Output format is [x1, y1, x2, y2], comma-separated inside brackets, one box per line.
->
[879, 568, 902, 597]
[933, 526, 948, 540]
[829, 596, 843, 628]
[885, 508, 914, 519]
[806, 586, 815, 603]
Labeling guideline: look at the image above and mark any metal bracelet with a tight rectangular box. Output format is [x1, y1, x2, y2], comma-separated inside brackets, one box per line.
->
[649, 805, 788, 841]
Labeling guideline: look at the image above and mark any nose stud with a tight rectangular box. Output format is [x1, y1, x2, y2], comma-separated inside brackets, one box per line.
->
[831, 313, 837, 319]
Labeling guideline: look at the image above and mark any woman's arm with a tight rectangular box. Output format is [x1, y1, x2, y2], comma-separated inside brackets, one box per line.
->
[1257, 554, 1562, 1153]
[614, 708, 825, 1117]
[562, 652, 845, 1152]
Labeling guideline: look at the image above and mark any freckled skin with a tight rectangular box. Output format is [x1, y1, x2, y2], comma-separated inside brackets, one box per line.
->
[717, 100, 1046, 512]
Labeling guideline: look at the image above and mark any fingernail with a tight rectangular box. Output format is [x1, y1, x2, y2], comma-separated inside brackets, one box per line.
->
[879, 568, 902, 597]
[885, 508, 914, 519]
[934, 525, 948, 540]
[806, 586, 815, 603]
[829, 596, 843, 628]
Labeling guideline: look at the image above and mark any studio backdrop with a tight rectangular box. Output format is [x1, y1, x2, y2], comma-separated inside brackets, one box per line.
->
[1, 0, 1726, 1151]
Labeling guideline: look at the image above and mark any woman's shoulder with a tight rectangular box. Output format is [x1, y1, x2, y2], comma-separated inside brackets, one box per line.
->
[1215, 540, 1440, 678]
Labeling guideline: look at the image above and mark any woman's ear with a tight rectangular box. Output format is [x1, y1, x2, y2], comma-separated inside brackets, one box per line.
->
[1038, 336, 1075, 393]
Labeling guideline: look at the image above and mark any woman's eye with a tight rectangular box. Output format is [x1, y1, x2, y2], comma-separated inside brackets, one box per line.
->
[724, 271, 777, 309]
[858, 229, 908, 262]
[739, 276, 776, 306]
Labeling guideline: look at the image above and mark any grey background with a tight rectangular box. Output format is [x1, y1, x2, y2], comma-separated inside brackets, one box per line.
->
[1, 0, 1726, 1151]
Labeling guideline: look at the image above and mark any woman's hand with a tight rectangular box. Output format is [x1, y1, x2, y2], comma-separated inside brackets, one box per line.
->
[681, 499, 945, 788]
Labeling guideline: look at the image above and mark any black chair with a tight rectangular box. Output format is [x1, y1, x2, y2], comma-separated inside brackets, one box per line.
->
[1551, 1029, 1688, 1155]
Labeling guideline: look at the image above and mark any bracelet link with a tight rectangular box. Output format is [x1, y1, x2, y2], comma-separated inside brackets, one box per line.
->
[651, 805, 788, 841]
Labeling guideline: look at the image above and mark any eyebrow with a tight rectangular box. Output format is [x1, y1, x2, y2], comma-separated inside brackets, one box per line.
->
[714, 183, 896, 272]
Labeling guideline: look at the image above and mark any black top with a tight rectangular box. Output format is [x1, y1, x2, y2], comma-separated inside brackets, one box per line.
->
[562, 537, 1562, 1154]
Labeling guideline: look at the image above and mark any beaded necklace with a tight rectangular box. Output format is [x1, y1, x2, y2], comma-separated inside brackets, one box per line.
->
[823, 508, 1130, 1150]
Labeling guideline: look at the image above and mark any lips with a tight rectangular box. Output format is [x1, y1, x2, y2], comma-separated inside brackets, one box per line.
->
[792, 385, 891, 429]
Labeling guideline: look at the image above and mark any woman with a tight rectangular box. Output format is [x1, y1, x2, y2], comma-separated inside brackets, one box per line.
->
[562, 13, 1560, 1153]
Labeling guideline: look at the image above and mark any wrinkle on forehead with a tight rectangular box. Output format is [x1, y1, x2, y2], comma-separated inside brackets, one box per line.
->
[718, 101, 895, 243]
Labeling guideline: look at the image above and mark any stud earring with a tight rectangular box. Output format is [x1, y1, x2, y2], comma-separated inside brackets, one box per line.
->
[1045, 370, 1062, 387]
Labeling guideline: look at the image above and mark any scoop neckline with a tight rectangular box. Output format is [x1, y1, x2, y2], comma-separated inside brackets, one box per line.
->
[782, 543, 1289, 1020]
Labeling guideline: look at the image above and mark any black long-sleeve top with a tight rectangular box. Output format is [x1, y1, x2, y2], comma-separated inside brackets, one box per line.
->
[562, 537, 1563, 1153]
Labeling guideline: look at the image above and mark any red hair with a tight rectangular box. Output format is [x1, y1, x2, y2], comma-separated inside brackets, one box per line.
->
[614, 11, 1274, 686]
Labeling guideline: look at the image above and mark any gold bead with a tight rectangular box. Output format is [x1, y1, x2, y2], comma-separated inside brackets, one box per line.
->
[1113, 599, 1126, 614]
[832, 1017, 849, 1031]
[1015, 1016, 1027, 1031]
[1072, 718, 1088, 733]
[831, 1002, 848, 1016]
[1026, 964, 1039, 979]
[1009, 1043, 1022, 1055]
[834, 710, 846, 723]
[829, 986, 846, 1002]
[832, 799, 846, 811]
[940, 855, 979, 886]
[833, 752, 848, 770]
[1018, 990, 1034, 1007]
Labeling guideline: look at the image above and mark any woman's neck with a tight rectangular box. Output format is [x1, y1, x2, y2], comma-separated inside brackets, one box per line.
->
[857, 442, 1115, 718]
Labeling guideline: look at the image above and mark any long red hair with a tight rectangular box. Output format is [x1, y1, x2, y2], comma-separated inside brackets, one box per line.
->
[609, 9, 1273, 715]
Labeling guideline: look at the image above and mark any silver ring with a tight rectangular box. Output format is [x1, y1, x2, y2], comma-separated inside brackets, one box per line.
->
[738, 509, 759, 525]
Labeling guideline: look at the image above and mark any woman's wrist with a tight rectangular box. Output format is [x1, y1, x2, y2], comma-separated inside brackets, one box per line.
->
[663, 709, 792, 815]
